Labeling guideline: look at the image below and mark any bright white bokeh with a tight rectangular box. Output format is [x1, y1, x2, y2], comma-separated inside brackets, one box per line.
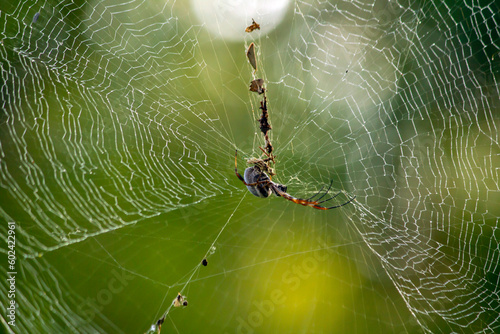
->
[190, 0, 291, 41]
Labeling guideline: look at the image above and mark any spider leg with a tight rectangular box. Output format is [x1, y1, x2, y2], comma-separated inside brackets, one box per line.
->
[258, 146, 274, 159]
[306, 180, 334, 202]
[258, 146, 276, 165]
[271, 183, 356, 210]
[305, 184, 325, 201]
[321, 194, 357, 210]
[316, 189, 343, 205]
[234, 150, 246, 183]
[316, 191, 342, 204]
[258, 146, 269, 156]
[272, 186, 323, 208]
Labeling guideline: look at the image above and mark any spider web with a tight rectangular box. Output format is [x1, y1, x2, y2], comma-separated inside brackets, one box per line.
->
[1, 0, 499, 333]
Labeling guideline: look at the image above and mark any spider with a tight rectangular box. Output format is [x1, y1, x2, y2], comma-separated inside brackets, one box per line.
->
[235, 150, 356, 210]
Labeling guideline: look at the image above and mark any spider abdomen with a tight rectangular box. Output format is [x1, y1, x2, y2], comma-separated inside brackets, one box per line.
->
[244, 167, 272, 198]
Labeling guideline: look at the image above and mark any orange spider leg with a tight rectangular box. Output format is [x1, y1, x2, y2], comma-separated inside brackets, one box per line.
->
[272, 183, 356, 210]
[258, 146, 275, 162]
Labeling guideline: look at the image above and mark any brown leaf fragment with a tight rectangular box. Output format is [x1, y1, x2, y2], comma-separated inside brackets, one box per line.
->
[249, 79, 265, 94]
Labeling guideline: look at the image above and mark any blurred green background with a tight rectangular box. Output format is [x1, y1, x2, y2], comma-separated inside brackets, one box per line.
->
[1, 0, 499, 333]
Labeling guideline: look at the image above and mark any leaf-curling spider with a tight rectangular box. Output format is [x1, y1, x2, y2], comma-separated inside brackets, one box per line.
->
[235, 150, 356, 210]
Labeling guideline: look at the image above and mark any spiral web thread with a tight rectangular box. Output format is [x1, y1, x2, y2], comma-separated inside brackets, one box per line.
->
[0, 0, 499, 333]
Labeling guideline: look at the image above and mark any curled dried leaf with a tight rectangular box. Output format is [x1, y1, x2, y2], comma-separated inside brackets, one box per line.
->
[249, 79, 265, 94]
[246, 43, 257, 71]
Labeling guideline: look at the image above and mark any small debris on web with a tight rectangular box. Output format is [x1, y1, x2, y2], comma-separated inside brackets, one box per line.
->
[173, 292, 188, 307]
[245, 18, 260, 33]
[154, 316, 165, 333]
